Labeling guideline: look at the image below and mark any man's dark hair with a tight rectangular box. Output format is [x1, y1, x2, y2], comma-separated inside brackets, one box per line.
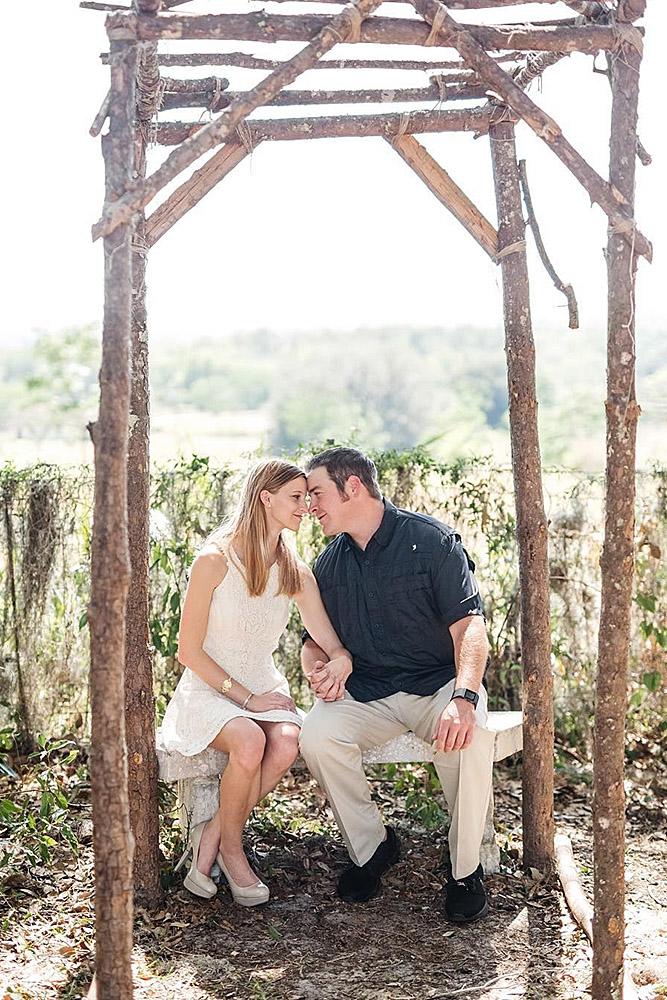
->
[305, 447, 382, 500]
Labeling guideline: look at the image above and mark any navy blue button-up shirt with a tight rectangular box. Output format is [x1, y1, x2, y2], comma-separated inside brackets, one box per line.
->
[309, 499, 485, 703]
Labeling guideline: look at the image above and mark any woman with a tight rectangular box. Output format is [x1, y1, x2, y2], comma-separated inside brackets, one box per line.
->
[160, 459, 352, 906]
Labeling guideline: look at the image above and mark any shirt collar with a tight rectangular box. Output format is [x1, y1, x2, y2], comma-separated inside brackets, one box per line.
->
[343, 498, 398, 551]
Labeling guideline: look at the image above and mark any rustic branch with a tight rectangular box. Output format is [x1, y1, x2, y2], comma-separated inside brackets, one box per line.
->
[105, 12, 635, 54]
[555, 834, 640, 1000]
[153, 107, 495, 145]
[89, 36, 137, 999]
[408, 0, 651, 261]
[162, 81, 488, 110]
[388, 134, 498, 259]
[593, 24, 643, 1000]
[490, 115, 554, 874]
[94, 0, 387, 241]
[146, 143, 252, 246]
[101, 50, 522, 70]
[90, 89, 111, 137]
[518, 158, 578, 329]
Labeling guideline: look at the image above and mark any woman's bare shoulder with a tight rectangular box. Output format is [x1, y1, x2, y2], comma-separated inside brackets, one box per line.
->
[296, 560, 317, 592]
[189, 545, 228, 588]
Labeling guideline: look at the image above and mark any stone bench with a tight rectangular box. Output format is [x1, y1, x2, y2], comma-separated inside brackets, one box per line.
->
[156, 710, 522, 875]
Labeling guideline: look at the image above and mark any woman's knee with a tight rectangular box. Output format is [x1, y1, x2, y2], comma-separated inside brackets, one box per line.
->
[222, 720, 267, 771]
[267, 725, 300, 768]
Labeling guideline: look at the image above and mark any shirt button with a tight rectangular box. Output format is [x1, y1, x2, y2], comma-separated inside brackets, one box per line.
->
[369, 591, 375, 598]
[374, 623, 380, 629]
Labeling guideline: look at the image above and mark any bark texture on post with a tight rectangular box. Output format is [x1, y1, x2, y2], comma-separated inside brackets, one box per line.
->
[124, 34, 162, 909]
[490, 117, 554, 872]
[88, 37, 137, 1000]
[592, 31, 643, 1000]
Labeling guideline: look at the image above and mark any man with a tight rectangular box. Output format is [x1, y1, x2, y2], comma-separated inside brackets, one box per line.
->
[299, 447, 495, 923]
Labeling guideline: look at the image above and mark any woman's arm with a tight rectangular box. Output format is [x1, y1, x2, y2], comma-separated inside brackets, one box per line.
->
[295, 565, 352, 699]
[177, 548, 294, 712]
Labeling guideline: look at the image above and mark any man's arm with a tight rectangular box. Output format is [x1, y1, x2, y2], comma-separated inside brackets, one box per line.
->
[432, 614, 489, 753]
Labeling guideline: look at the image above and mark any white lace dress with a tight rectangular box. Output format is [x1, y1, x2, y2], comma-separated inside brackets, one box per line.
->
[159, 540, 301, 756]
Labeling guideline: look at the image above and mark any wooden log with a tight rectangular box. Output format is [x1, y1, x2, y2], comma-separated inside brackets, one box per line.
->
[408, 0, 651, 262]
[153, 107, 495, 145]
[163, 82, 488, 110]
[101, 50, 522, 70]
[93, 0, 384, 241]
[518, 158, 578, 329]
[489, 116, 554, 873]
[90, 89, 111, 137]
[592, 27, 643, 1000]
[124, 27, 162, 905]
[86, 0, 567, 7]
[388, 134, 498, 259]
[555, 834, 641, 1000]
[88, 37, 137, 1000]
[146, 142, 252, 246]
[105, 12, 634, 54]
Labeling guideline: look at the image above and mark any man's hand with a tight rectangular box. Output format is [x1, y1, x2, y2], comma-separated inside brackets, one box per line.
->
[308, 655, 351, 702]
[432, 697, 477, 752]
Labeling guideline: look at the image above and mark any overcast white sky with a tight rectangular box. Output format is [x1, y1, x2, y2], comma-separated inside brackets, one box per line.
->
[2, 1, 665, 346]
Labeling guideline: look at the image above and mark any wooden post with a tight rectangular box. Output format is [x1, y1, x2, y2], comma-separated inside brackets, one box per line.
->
[489, 115, 554, 872]
[592, 24, 643, 1000]
[88, 37, 137, 1000]
[123, 31, 162, 909]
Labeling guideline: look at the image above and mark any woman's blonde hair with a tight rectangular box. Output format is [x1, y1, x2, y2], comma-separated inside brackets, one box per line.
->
[209, 459, 305, 598]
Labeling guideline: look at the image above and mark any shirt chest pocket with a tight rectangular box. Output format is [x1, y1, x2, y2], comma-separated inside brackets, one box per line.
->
[384, 571, 434, 637]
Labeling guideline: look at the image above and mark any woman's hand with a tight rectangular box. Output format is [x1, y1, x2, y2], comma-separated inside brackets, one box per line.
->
[247, 691, 297, 714]
[309, 655, 351, 701]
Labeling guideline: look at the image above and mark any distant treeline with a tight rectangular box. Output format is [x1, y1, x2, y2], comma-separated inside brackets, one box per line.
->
[1, 324, 665, 468]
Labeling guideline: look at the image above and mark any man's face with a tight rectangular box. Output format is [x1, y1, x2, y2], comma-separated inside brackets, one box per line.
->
[307, 466, 351, 536]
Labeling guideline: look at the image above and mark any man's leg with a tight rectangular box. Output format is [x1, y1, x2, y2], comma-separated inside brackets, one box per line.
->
[299, 694, 406, 866]
[402, 682, 496, 880]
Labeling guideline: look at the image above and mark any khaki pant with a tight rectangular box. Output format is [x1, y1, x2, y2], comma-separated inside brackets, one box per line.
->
[299, 679, 496, 880]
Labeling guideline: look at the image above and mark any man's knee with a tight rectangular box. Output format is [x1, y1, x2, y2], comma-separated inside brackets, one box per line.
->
[299, 706, 340, 760]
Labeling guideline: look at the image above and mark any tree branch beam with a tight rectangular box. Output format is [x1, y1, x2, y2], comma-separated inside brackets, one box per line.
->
[153, 107, 496, 145]
[105, 12, 635, 54]
[93, 0, 384, 241]
[388, 134, 498, 259]
[101, 50, 522, 70]
[161, 81, 488, 110]
[145, 142, 253, 246]
[407, 0, 652, 261]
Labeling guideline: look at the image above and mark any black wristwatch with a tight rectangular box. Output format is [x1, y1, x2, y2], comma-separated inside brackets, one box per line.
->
[451, 688, 479, 708]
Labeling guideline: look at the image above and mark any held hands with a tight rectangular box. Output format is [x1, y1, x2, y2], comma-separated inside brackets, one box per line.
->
[247, 690, 297, 714]
[432, 697, 476, 753]
[307, 655, 352, 702]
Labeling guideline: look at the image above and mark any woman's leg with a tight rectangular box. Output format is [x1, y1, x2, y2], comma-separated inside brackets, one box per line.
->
[247, 721, 300, 814]
[197, 718, 267, 884]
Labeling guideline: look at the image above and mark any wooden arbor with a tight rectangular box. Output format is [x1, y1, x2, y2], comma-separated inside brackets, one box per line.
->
[83, 0, 650, 997]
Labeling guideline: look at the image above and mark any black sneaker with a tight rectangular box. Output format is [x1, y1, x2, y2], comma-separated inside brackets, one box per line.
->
[442, 863, 488, 923]
[336, 826, 401, 903]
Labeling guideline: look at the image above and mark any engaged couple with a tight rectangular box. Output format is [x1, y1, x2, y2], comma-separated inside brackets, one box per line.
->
[160, 447, 494, 923]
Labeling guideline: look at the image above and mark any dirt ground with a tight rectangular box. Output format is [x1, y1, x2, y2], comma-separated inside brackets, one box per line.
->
[1, 759, 666, 1000]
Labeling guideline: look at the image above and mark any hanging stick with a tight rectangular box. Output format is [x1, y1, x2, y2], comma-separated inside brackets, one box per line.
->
[518, 159, 578, 329]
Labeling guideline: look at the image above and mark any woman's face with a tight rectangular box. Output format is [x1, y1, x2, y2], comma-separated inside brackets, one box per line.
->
[262, 475, 309, 532]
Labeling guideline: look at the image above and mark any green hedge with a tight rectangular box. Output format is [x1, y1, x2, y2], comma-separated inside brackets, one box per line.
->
[1, 451, 665, 754]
